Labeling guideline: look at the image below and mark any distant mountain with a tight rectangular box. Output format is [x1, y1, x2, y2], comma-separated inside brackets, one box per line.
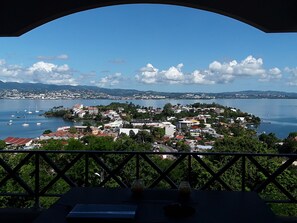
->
[209, 90, 297, 99]
[0, 81, 185, 97]
[1, 81, 297, 98]
[0, 81, 142, 96]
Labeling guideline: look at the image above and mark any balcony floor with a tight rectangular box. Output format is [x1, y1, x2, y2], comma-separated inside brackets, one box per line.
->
[0, 208, 41, 223]
[0, 208, 296, 223]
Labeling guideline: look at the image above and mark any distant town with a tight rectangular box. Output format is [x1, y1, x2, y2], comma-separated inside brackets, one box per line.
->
[1, 81, 297, 100]
[0, 89, 215, 100]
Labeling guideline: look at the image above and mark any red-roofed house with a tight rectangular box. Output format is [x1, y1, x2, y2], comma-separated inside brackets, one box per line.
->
[175, 135, 185, 140]
[195, 136, 203, 141]
[87, 106, 99, 115]
[4, 137, 33, 147]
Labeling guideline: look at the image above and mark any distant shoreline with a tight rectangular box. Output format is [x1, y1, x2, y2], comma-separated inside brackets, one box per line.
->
[1, 81, 297, 100]
[2, 97, 297, 100]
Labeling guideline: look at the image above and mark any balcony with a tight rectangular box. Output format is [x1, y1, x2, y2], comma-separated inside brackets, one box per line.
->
[0, 150, 296, 222]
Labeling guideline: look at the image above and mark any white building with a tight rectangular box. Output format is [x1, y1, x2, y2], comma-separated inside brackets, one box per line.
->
[176, 119, 192, 130]
[161, 122, 176, 138]
[104, 110, 120, 120]
[136, 108, 147, 113]
[192, 145, 213, 152]
[236, 117, 246, 123]
[78, 111, 86, 118]
[119, 128, 150, 136]
[104, 120, 123, 129]
[87, 106, 99, 115]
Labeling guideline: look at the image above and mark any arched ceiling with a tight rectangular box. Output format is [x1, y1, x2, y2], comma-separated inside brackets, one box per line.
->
[1, 0, 297, 36]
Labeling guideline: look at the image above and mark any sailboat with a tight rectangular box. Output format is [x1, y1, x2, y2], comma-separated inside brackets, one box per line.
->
[22, 116, 29, 127]
[28, 106, 32, 114]
[35, 105, 39, 113]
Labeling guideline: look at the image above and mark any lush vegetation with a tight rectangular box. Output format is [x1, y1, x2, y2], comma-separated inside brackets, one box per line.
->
[0, 133, 296, 216]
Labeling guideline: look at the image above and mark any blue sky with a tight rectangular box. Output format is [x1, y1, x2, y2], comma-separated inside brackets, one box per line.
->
[1, 4, 297, 93]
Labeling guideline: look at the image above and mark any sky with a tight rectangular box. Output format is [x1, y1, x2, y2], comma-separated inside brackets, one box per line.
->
[1, 4, 297, 93]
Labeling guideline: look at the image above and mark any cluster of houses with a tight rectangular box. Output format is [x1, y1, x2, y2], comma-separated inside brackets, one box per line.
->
[3, 103, 254, 151]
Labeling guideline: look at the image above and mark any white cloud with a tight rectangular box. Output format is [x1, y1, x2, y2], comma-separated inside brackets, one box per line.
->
[259, 67, 282, 82]
[57, 54, 69, 60]
[37, 54, 69, 60]
[285, 67, 297, 76]
[95, 73, 123, 87]
[136, 63, 186, 84]
[284, 67, 297, 86]
[208, 56, 267, 83]
[187, 70, 216, 85]
[136, 56, 282, 85]
[136, 63, 159, 84]
[0, 55, 285, 88]
[0, 59, 78, 85]
[26, 61, 77, 85]
[0, 59, 24, 82]
[159, 63, 184, 83]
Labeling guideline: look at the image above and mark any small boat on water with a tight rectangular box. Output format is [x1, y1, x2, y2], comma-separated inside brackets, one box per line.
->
[22, 116, 29, 127]
[27, 106, 33, 114]
[36, 122, 41, 126]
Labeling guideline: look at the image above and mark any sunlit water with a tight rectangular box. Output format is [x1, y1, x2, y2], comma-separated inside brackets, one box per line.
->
[0, 99, 297, 139]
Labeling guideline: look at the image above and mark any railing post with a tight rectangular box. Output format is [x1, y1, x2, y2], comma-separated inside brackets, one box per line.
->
[136, 154, 140, 180]
[85, 153, 89, 187]
[34, 152, 40, 209]
[188, 154, 192, 184]
[241, 155, 246, 192]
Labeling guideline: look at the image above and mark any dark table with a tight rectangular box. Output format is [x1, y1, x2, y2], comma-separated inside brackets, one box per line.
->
[33, 187, 281, 223]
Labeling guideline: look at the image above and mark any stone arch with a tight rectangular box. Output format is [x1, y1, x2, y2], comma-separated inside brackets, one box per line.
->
[1, 0, 297, 36]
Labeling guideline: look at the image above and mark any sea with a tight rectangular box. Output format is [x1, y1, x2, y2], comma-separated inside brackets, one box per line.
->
[1, 99, 297, 140]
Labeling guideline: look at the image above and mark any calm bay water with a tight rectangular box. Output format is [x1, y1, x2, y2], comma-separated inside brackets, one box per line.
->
[1, 99, 297, 139]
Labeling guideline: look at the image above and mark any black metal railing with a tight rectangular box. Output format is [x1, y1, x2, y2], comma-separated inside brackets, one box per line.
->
[0, 150, 296, 208]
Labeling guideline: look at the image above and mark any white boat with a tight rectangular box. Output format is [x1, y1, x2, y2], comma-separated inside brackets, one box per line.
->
[27, 106, 33, 114]
[36, 122, 41, 126]
[22, 116, 29, 126]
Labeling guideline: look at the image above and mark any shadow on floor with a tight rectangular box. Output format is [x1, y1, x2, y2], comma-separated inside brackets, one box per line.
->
[277, 216, 297, 223]
[0, 208, 41, 223]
